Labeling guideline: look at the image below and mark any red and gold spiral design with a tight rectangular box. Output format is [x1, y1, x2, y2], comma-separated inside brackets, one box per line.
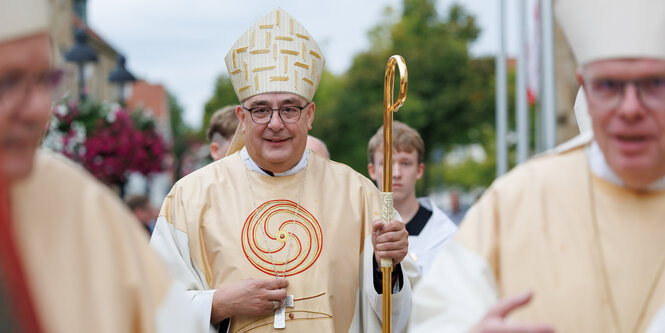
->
[241, 199, 323, 277]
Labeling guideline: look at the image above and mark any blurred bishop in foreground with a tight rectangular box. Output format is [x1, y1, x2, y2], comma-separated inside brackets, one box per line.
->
[411, 0, 665, 332]
[0, 1, 208, 332]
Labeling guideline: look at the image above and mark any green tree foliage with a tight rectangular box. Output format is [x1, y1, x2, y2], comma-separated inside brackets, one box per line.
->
[317, 0, 495, 190]
[168, 92, 197, 179]
[201, 75, 237, 135]
[438, 123, 497, 190]
[308, 70, 344, 139]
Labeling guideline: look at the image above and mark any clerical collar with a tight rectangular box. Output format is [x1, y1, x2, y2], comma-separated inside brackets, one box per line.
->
[240, 146, 310, 177]
[587, 140, 665, 191]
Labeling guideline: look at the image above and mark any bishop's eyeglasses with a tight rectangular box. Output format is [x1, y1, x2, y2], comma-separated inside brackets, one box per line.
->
[584, 76, 665, 111]
[242, 102, 310, 124]
[0, 69, 64, 112]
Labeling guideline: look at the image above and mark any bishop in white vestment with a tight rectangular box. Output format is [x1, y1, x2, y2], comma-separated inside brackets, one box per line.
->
[151, 7, 412, 333]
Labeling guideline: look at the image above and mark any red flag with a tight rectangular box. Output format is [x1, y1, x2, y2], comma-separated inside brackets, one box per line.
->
[527, 0, 541, 106]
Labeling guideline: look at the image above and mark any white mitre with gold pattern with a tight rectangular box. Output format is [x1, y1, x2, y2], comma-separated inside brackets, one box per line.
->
[555, 0, 665, 66]
[224, 7, 325, 102]
[0, 0, 50, 44]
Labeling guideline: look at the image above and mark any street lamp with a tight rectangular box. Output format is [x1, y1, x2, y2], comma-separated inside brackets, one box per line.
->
[108, 55, 136, 105]
[65, 28, 98, 101]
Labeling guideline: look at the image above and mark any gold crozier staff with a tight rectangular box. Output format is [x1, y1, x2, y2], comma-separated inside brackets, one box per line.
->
[381, 55, 408, 333]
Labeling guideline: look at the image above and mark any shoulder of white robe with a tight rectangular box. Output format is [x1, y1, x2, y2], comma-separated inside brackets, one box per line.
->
[156, 282, 215, 333]
[646, 306, 665, 333]
[410, 240, 498, 333]
[150, 216, 216, 328]
[417, 197, 458, 249]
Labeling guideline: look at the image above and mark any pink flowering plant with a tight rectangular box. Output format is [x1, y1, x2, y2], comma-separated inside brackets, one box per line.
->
[43, 99, 168, 186]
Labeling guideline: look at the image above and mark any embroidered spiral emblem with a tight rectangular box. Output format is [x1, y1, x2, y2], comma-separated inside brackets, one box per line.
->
[241, 199, 323, 277]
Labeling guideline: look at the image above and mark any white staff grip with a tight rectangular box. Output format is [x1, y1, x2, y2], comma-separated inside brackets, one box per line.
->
[380, 192, 394, 268]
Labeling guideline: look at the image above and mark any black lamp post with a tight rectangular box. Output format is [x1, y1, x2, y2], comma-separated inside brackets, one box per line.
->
[64, 28, 98, 101]
[108, 55, 136, 105]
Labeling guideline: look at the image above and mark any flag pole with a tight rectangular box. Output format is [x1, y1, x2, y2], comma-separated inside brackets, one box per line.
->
[496, 0, 508, 176]
[517, 0, 530, 163]
[381, 55, 407, 333]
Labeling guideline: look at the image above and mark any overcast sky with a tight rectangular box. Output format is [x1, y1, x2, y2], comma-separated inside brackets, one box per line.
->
[88, 0, 520, 127]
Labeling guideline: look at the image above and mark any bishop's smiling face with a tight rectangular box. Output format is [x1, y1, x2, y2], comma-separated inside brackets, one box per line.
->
[236, 93, 314, 173]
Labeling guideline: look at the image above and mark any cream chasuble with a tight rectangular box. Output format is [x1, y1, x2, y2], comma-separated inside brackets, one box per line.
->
[151, 151, 412, 332]
[410, 144, 665, 333]
[9, 150, 208, 333]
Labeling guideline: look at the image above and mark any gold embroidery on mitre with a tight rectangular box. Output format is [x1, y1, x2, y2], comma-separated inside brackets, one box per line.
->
[301, 42, 306, 60]
[252, 66, 276, 72]
[250, 49, 270, 55]
[281, 49, 299, 56]
[224, 8, 326, 101]
[309, 50, 321, 59]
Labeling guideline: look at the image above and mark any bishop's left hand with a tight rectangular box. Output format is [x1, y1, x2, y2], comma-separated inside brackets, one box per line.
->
[371, 219, 408, 266]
